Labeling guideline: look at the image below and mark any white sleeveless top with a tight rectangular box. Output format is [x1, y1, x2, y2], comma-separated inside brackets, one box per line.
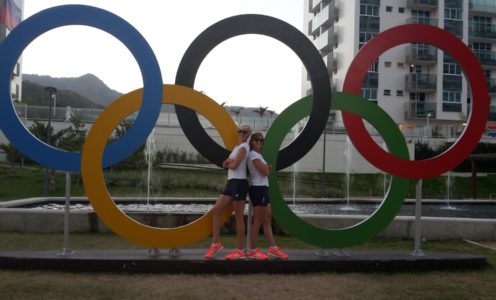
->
[227, 142, 249, 179]
[247, 150, 269, 186]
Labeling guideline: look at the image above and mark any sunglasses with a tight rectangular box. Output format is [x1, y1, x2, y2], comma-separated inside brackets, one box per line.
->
[238, 129, 249, 135]
[253, 138, 264, 142]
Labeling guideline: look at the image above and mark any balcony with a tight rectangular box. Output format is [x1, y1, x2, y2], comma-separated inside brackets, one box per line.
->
[407, 0, 438, 11]
[443, 75, 463, 91]
[469, 0, 496, 14]
[444, 19, 463, 38]
[406, 16, 438, 27]
[309, 0, 333, 14]
[489, 104, 496, 121]
[314, 28, 338, 54]
[405, 44, 438, 65]
[309, 2, 338, 35]
[442, 102, 462, 112]
[363, 72, 378, 88]
[323, 53, 337, 74]
[405, 73, 437, 92]
[469, 22, 496, 41]
[488, 78, 496, 94]
[404, 101, 437, 120]
[473, 50, 496, 68]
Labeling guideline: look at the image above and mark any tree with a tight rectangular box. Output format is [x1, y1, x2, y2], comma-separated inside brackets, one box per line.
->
[253, 106, 269, 118]
[56, 116, 87, 152]
[230, 107, 244, 123]
[0, 143, 24, 174]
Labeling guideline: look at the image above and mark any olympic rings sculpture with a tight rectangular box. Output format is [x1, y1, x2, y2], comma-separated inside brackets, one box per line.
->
[0, 5, 489, 249]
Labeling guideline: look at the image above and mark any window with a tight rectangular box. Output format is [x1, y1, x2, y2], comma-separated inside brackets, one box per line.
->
[361, 88, 378, 101]
[410, 92, 426, 102]
[442, 91, 462, 112]
[360, 4, 379, 17]
[411, 10, 431, 24]
[443, 63, 462, 75]
[386, 6, 393, 12]
[359, 32, 377, 49]
[397, 62, 405, 69]
[443, 91, 461, 102]
[384, 89, 391, 96]
[369, 60, 379, 73]
[445, 8, 462, 20]
[397, 90, 404, 97]
[399, 7, 405, 13]
[384, 61, 392, 68]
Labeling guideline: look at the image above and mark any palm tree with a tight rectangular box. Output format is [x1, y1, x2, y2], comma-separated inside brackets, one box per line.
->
[253, 106, 269, 118]
[253, 106, 270, 129]
[230, 107, 244, 123]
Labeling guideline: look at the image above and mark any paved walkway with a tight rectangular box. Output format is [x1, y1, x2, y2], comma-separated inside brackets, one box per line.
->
[0, 249, 487, 274]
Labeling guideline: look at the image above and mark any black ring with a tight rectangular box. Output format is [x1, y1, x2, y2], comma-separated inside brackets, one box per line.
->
[175, 14, 331, 170]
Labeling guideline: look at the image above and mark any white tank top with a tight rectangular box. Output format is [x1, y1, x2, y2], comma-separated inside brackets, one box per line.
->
[247, 150, 269, 186]
[227, 142, 249, 179]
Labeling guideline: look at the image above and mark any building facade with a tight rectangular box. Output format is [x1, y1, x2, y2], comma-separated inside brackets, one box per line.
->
[303, 0, 496, 139]
[1, 0, 24, 102]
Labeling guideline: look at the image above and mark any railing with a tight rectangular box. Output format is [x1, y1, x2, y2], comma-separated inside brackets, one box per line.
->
[404, 101, 437, 120]
[469, 22, 496, 40]
[442, 102, 462, 112]
[310, 1, 338, 35]
[13, 104, 279, 131]
[488, 78, 496, 94]
[469, 0, 496, 14]
[406, 16, 438, 26]
[405, 73, 437, 92]
[473, 50, 496, 67]
[406, 0, 438, 10]
[444, 19, 463, 38]
[489, 105, 496, 121]
[405, 44, 438, 64]
[314, 27, 338, 53]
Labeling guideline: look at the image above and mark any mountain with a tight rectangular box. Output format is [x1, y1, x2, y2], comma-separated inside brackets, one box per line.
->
[22, 81, 105, 109]
[22, 73, 122, 107]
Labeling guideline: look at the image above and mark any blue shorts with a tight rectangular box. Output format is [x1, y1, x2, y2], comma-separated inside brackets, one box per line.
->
[249, 186, 270, 207]
[222, 179, 249, 200]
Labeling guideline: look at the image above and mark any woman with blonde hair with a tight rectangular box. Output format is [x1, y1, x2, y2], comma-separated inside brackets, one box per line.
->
[204, 124, 252, 260]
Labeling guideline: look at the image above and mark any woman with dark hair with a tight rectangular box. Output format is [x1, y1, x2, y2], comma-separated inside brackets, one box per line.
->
[204, 124, 252, 260]
[246, 132, 288, 260]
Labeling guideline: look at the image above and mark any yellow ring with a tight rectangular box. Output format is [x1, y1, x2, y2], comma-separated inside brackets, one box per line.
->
[81, 84, 238, 248]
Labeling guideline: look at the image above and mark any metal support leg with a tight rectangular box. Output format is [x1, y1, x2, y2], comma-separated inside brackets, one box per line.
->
[410, 179, 425, 257]
[57, 172, 74, 257]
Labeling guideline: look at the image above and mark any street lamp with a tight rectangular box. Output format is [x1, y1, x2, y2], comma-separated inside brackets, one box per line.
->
[43, 86, 57, 195]
[425, 112, 431, 138]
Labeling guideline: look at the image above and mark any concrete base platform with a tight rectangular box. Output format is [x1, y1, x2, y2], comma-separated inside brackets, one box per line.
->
[0, 249, 487, 273]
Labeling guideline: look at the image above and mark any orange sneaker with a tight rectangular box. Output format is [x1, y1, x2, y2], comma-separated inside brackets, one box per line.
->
[247, 249, 269, 260]
[268, 246, 288, 259]
[204, 243, 223, 259]
[224, 249, 246, 260]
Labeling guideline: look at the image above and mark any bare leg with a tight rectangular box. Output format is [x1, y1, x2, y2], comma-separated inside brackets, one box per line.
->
[232, 200, 246, 249]
[212, 194, 232, 244]
[250, 207, 264, 249]
[262, 205, 276, 247]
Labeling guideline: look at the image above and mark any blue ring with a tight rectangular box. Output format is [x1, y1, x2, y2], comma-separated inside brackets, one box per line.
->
[0, 5, 163, 171]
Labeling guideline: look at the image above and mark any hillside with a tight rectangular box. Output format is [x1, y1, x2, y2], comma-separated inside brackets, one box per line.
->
[23, 73, 122, 107]
[22, 80, 104, 109]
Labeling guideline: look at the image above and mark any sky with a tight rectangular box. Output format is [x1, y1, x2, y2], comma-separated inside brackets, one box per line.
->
[21, 0, 306, 113]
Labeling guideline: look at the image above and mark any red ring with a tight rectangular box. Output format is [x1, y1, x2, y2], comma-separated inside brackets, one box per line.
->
[343, 24, 489, 179]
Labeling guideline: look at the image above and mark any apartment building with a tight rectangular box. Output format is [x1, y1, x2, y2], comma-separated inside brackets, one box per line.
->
[303, 0, 496, 139]
[0, 0, 24, 102]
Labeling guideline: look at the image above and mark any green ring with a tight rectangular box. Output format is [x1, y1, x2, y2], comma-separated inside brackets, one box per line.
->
[263, 92, 410, 248]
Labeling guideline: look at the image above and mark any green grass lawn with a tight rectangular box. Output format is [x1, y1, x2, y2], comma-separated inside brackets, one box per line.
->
[0, 233, 494, 299]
